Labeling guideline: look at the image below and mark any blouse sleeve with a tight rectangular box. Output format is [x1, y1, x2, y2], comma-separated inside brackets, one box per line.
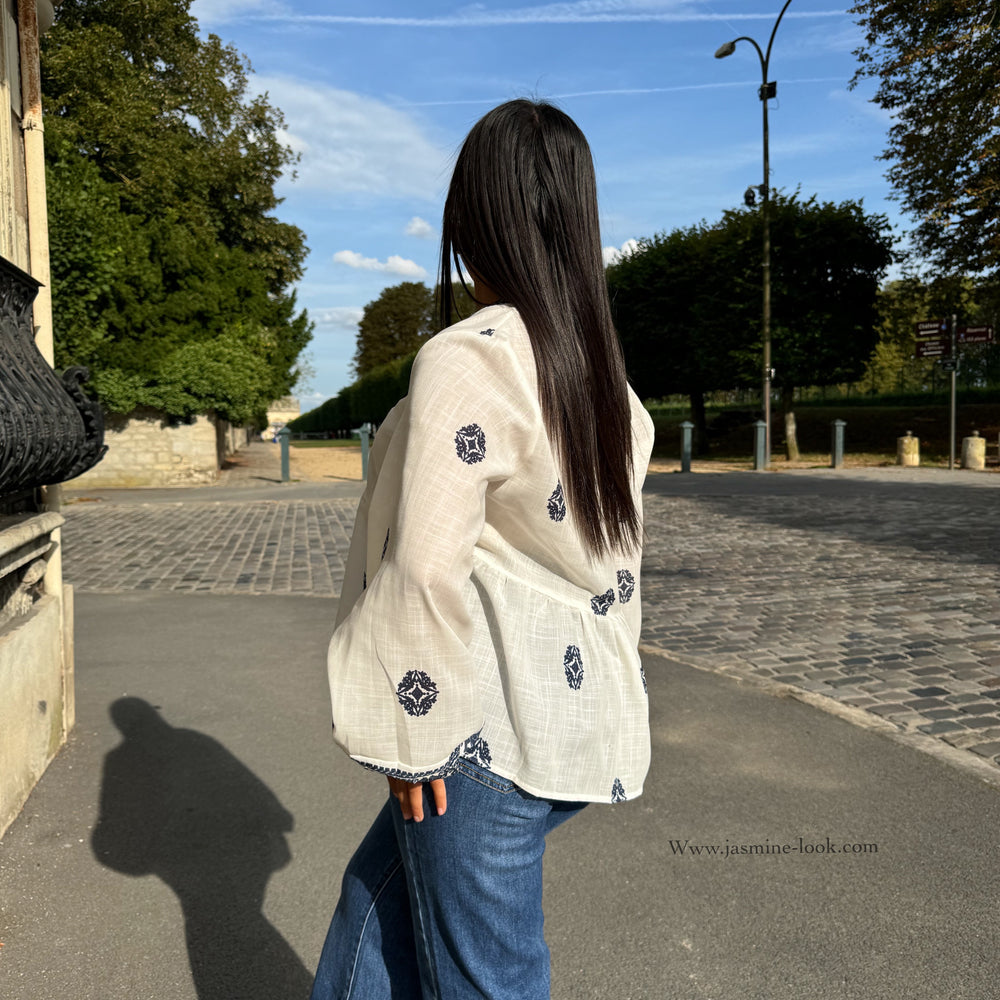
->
[326, 326, 538, 780]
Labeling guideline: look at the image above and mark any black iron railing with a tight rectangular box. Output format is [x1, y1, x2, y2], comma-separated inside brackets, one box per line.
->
[0, 255, 106, 498]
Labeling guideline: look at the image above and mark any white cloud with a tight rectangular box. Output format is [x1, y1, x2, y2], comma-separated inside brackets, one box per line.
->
[254, 76, 448, 200]
[246, 3, 845, 28]
[333, 250, 428, 279]
[406, 216, 436, 239]
[603, 239, 640, 266]
[191, 0, 283, 24]
[315, 307, 365, 330]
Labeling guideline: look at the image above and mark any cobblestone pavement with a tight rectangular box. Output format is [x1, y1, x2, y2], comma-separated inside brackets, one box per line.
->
[61, 463, 1000, 772]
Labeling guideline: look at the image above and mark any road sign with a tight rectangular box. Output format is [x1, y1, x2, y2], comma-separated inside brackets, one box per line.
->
[956, 325, 995, 344]
[916, 338, 950, 358]
[915, 319, 947, 339]
[938, 357, 958, 373]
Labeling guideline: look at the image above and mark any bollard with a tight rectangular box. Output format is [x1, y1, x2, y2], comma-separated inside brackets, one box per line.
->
[352, 422, 373, 479]
[753, 419, 767, 471]
[680, 421, 694, 474]
[831, 419, 846, 469]
[896, 430, 919, 467]
[277, 426, 291, 482]
[961, 430, 986, 471]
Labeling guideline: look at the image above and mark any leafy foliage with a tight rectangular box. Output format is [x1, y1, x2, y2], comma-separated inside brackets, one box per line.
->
[42, 0, 311, 421]
[609, 193, 894, 395]
[607, 193, 895, 453]
[352, 282, 434, 377]
[849, 1, 1000, 274]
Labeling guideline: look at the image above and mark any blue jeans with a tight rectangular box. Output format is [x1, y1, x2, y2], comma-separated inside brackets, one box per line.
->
[310, 760, 586, 999]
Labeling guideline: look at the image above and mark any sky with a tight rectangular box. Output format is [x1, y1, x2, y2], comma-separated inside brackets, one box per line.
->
[190, 0, 900, 408]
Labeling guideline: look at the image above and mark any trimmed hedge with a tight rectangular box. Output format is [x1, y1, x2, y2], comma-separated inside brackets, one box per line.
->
[289, 353, 417, 435]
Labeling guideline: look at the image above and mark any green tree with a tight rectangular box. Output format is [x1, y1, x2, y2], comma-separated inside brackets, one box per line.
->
[42, 0, 311, 421]
[353, 282, 434, 377]
[608, 193, 895, 458]
[607, 222, 745, 450]
[849, 1, 999, 274]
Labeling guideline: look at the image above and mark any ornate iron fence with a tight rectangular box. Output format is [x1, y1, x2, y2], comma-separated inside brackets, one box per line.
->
[0, 255, 105, 498]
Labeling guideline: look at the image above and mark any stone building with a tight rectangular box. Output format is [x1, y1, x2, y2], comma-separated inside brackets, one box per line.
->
[0, 1, 105, 835]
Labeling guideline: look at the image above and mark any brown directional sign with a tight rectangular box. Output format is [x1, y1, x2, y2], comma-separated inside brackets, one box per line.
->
[914, 319, 947, 339]
[956, 325, 994, 344]
[915, 338, 950, 358]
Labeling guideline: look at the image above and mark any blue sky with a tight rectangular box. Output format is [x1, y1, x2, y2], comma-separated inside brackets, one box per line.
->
[190, 0, 898, 406]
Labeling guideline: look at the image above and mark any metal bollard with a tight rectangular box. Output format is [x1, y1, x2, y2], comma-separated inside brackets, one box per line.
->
[353, 422, 373, 479]
[680, 421, 694, 473]
[831, 419, 846, 469]
[961, 430, 986, 471]
[896, 430, 919, 467]
[753, 419, 767, 471]
[277, 426, 291, 482]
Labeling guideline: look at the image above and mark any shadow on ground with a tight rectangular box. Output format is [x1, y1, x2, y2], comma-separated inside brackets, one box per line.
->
[91, 697, 313, 1000]
[644, 470, 1000, 568]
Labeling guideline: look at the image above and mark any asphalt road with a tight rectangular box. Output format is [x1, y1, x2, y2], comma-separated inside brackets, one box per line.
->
[2, 590, 998, 999]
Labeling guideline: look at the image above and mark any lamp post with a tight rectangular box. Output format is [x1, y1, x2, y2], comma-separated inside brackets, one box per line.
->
[715, 0, 794, 470]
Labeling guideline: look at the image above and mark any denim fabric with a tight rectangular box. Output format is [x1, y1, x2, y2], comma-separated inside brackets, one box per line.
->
[310, 762, 585, 999]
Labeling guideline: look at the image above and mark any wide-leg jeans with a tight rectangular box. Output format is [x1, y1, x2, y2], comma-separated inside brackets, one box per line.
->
[310, 759, 585, 1000]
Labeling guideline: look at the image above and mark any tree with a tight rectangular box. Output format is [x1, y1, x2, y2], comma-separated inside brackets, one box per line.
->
[607, 223, 746, 450]
[352, 282, 434, 377]
[862, 275, 1000, 394]
[41, 0, 311, 422]
[720, 194, 895, 457]
[608, 193, 895, 457]
[849, 1, 1000, 275]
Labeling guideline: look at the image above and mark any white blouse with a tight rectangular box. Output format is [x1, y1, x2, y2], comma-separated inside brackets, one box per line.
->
[327, 304, 655, 803]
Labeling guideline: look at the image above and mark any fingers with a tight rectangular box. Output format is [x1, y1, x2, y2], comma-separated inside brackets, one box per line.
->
[428, 778, 447, 816]
[386, 776, 448, 822]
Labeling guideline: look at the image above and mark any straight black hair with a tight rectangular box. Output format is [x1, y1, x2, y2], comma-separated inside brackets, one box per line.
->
[438, 99, 639, 558]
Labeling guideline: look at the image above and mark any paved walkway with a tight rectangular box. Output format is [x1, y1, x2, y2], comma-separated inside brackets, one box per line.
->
[60, 447, 1000, 774]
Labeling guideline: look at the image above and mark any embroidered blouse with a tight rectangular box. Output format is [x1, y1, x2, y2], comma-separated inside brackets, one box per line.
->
[327, 304, 654, 803]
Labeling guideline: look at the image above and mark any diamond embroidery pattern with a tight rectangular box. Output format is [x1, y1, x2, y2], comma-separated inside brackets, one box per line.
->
[617, 569, 635, 604]
[591, 588, 615, 616]
[611, 778, 626, 803]
[455, 424, 486, 464]
[547, 482, 566, 522]
[396, 670, 439, 717]
[563, 644, 584, 690]
[479, 328, 495, 337]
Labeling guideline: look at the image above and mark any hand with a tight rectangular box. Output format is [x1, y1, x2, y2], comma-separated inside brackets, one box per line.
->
[387, 776, 447, 822]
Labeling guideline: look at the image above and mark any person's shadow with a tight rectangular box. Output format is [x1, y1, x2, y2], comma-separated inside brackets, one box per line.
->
[92, 697, 313, 999]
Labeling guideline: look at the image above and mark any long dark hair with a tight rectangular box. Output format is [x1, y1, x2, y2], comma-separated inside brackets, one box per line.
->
[438, 99, 639, 557]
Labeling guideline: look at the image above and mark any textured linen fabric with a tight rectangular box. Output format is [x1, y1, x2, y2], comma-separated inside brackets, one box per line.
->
[327, 303, 655, 803]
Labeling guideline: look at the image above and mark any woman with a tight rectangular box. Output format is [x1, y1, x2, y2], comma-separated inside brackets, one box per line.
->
[311, 99, 654, 1000]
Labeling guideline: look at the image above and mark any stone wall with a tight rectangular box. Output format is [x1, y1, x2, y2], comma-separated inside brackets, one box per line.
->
[0, 514, 70, 837]
[67, 408, 252, 489]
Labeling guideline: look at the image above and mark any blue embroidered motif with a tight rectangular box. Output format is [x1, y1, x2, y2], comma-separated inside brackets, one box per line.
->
[381, 527, 390, 561]
[611, 778, 626, 803]
[617, 569, 635, 604]
[547, 482, 566, 522]
[396, 670, 439, 717]
[462, 733, 492, 767]
[357, 742, 462, 782]
[563, 644, 584, 690]
[590, 588, 615, 616]
[640, 664, 647, 694]
[478, 328, 495, 337]
[454, 424, 486, 464]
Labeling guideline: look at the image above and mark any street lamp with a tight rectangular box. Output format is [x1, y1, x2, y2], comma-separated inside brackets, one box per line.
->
[715, 0, 794, 469]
